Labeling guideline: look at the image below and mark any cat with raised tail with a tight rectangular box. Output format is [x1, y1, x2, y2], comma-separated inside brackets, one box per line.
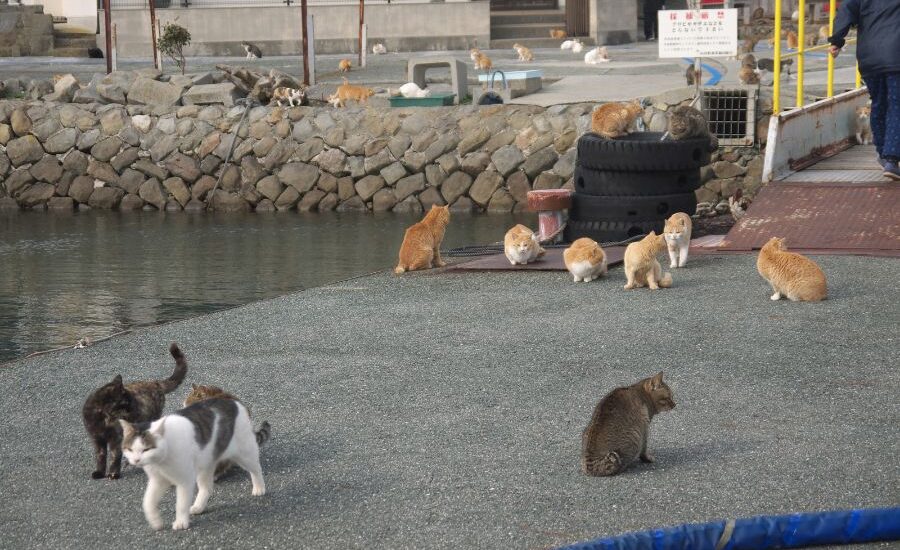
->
[757, 237, 827, 301]
[503, 224, 545, 266]
[82, 343, 187, 480]
[395, 205, 450, 274]
[582, 372, 676, 476]
[121, 398, 267, 531]
[623, 231, 672, 290]
[663, 212, 692, 268]
[564, 237, 607, 282]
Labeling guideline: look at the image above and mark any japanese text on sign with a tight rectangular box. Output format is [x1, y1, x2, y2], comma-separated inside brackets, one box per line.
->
[658, 9, 738, 58]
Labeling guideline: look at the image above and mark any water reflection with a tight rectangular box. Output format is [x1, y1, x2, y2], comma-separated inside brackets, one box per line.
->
[0, 210, 534, 362]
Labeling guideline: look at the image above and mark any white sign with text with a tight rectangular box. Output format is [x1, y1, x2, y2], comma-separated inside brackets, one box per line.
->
[658, 9, 738, 58]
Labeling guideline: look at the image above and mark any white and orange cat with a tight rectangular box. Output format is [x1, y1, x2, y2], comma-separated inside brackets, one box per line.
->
[339, 59, 352, 72]
[395, 205, 451, 274]
[663, 212, 692, 269]
[623, 231, 672, 290]
[756, 237, 827, 301]
[471, 50, 493, 72]
[328, 78, 375, 108]
[513, 43, 534, 62]
[504, 224, 545, 265]
[855, 105, 872, 145]
[564, 238, 607, 282]
[591, 101, 643, 139]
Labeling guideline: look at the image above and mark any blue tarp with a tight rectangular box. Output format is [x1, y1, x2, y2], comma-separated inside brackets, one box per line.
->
[561, 507, 900, 550]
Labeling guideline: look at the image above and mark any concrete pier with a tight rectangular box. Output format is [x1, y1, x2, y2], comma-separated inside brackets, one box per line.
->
[0, 254, 897, 548]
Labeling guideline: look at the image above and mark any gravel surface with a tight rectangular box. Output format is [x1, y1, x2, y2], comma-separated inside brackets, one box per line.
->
[0, 254, 897, 549]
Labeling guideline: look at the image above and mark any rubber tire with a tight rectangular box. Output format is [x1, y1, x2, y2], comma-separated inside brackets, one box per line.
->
[564, 219, 664, 245]
[577, 132, 713, 172]
[569, 192, 698, 223]
[574, 164, 703, 197]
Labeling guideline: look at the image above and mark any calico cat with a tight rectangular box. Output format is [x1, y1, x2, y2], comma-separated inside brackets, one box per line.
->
[667, 105, 718, 151]
[121, 398, 266, 531]
[395, 205, 451, 274]
[591, 101, 643, 139]
[564, 237, 607, 282]
[82, 343, 187, 480]
[584, 47, 610, 65]
[242, 41, 262, 59]
[622, 231, 672, 290]
[663, 212, 692, 269]
[739, 66, 761, 85]
[550, 28, 567, 39]
[582, 372, 676, 476]
[503, 224, 545, 266]
[513, 43, 534, 62]
[339, 59, 352, 72]
[271, 86, 306, 107]
[757, 237, 827, 301]
[328, 78, 375, 108]
[855, 105, 872, 145]
[183, 384, 272, 480]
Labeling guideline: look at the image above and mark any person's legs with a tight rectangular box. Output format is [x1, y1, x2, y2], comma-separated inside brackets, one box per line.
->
[879, 72, 900, 179]
[644, 0, 656, 40]
[862, 73, 886, 159]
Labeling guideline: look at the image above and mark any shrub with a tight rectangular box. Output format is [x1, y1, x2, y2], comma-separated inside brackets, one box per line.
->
[157, 21, 191, 75]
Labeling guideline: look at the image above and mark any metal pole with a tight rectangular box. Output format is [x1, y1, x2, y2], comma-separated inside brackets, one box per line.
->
[149, 0, 160, 70]
[301, 0, 310, 86]
[773, 0, 781, 113]
[111, 23, 118, 72]
[358, 0, 364, 67]
[826, 0, 835, 97]
[103, 0, 112, 74]
[361, 23, 367, 68]
[795, 0, 804, 107]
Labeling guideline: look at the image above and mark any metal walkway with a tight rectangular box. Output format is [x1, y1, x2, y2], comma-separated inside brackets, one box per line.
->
[718, 145, 900, 256]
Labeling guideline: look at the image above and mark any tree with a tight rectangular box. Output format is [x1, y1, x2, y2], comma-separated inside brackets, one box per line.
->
[157, 21, 191, 75]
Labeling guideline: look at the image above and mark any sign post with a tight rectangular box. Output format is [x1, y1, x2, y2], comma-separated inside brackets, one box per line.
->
[149, 0, 160, 71]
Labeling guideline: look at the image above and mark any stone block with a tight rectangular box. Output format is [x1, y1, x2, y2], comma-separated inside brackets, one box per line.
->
[380, 162, 407, 186]
[355, 175, 385, 201]
[395, 173, 426, 201]
[182, 83, 240, 107]
[88, 186, 125, 209]
[418, 186, 446, 209]
[469, 170, 503, 206]
[441, 171, 473, 204]
[298, 189, 326, 212]
[29, 155, 63, 183]
[7, 135, 44, 167]
[210, 189, 251, 212]
[17, 182, 55, 208]
[139, 178, 167, 210]
[522, 147, 559, 179]
[128, 77, 184, 107]
[491, 145, 524, 177]
[68, 175, 95, 204]
[278, 162, 319, 193]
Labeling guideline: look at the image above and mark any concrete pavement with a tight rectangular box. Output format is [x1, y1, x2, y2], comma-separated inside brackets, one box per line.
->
[0, 254, 897, 549]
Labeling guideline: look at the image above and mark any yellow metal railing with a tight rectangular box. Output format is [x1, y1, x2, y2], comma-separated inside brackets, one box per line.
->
[772, 0, 863, 114]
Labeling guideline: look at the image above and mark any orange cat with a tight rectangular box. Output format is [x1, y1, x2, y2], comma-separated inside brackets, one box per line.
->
[756, 237, 827, 301]
[472, 52, 494, 71]
[513, 43, 534, 62]
[622, 231, 672, 290]
[469, 48, 483, 62]
[395, 205, 451, 274]
[503, 224, 545, 266]
[564, 238, 607, 282]
[663, 212, 692, 269]
[339, 59, 352, 72]
[739, 66, 760, 85]
[591, 101, 643, 139]
[328, 78, 375, 108]
[786, 30, 799, 49]
[550, 28, 567, 39]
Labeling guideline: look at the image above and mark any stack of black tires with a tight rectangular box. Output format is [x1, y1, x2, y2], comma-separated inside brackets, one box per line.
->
[565, 132, 712, 244]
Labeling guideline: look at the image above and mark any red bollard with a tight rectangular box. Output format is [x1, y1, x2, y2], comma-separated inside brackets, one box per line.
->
[527, 189, 572, 243]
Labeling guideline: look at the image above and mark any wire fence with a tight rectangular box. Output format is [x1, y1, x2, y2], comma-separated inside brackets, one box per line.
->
[107, 0, 449, 7]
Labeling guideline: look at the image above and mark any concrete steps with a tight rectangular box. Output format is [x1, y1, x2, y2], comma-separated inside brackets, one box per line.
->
[490, 9, 592, 49]
[490, 37, 595, 49]
[51, 32, 96, 57]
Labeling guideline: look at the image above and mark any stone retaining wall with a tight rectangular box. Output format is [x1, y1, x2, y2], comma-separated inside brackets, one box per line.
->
[0, 97, 764, 215]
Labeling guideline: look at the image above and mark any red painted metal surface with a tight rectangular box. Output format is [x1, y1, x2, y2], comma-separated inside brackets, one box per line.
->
[719, 183, 900, 254]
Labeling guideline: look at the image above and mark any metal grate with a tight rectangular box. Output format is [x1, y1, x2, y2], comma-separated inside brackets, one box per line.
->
[701, 87, 757, 147]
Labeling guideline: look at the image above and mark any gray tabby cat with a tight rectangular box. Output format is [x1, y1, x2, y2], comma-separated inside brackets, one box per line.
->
[121, 398, 266, 530]
[667, 105, 719, 151]
[581, 372, 676, 476]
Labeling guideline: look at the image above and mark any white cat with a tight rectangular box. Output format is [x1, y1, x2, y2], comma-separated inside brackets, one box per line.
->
[398, 82, 431, 98]
[572, 39, 585, 53]
[372, 43, 387, 55]
[584, 47, 610, 64]
[663, 212, 693, 269]
[504, 224, 545, 265]
[121, 398, 266, 531]
[560, 40, 575, 50]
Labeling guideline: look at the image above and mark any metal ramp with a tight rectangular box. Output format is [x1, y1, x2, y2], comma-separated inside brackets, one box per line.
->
[718, 145, 900, 256]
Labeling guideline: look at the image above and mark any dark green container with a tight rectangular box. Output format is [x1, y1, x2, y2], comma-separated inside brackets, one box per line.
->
[389, 93, 456, 107]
